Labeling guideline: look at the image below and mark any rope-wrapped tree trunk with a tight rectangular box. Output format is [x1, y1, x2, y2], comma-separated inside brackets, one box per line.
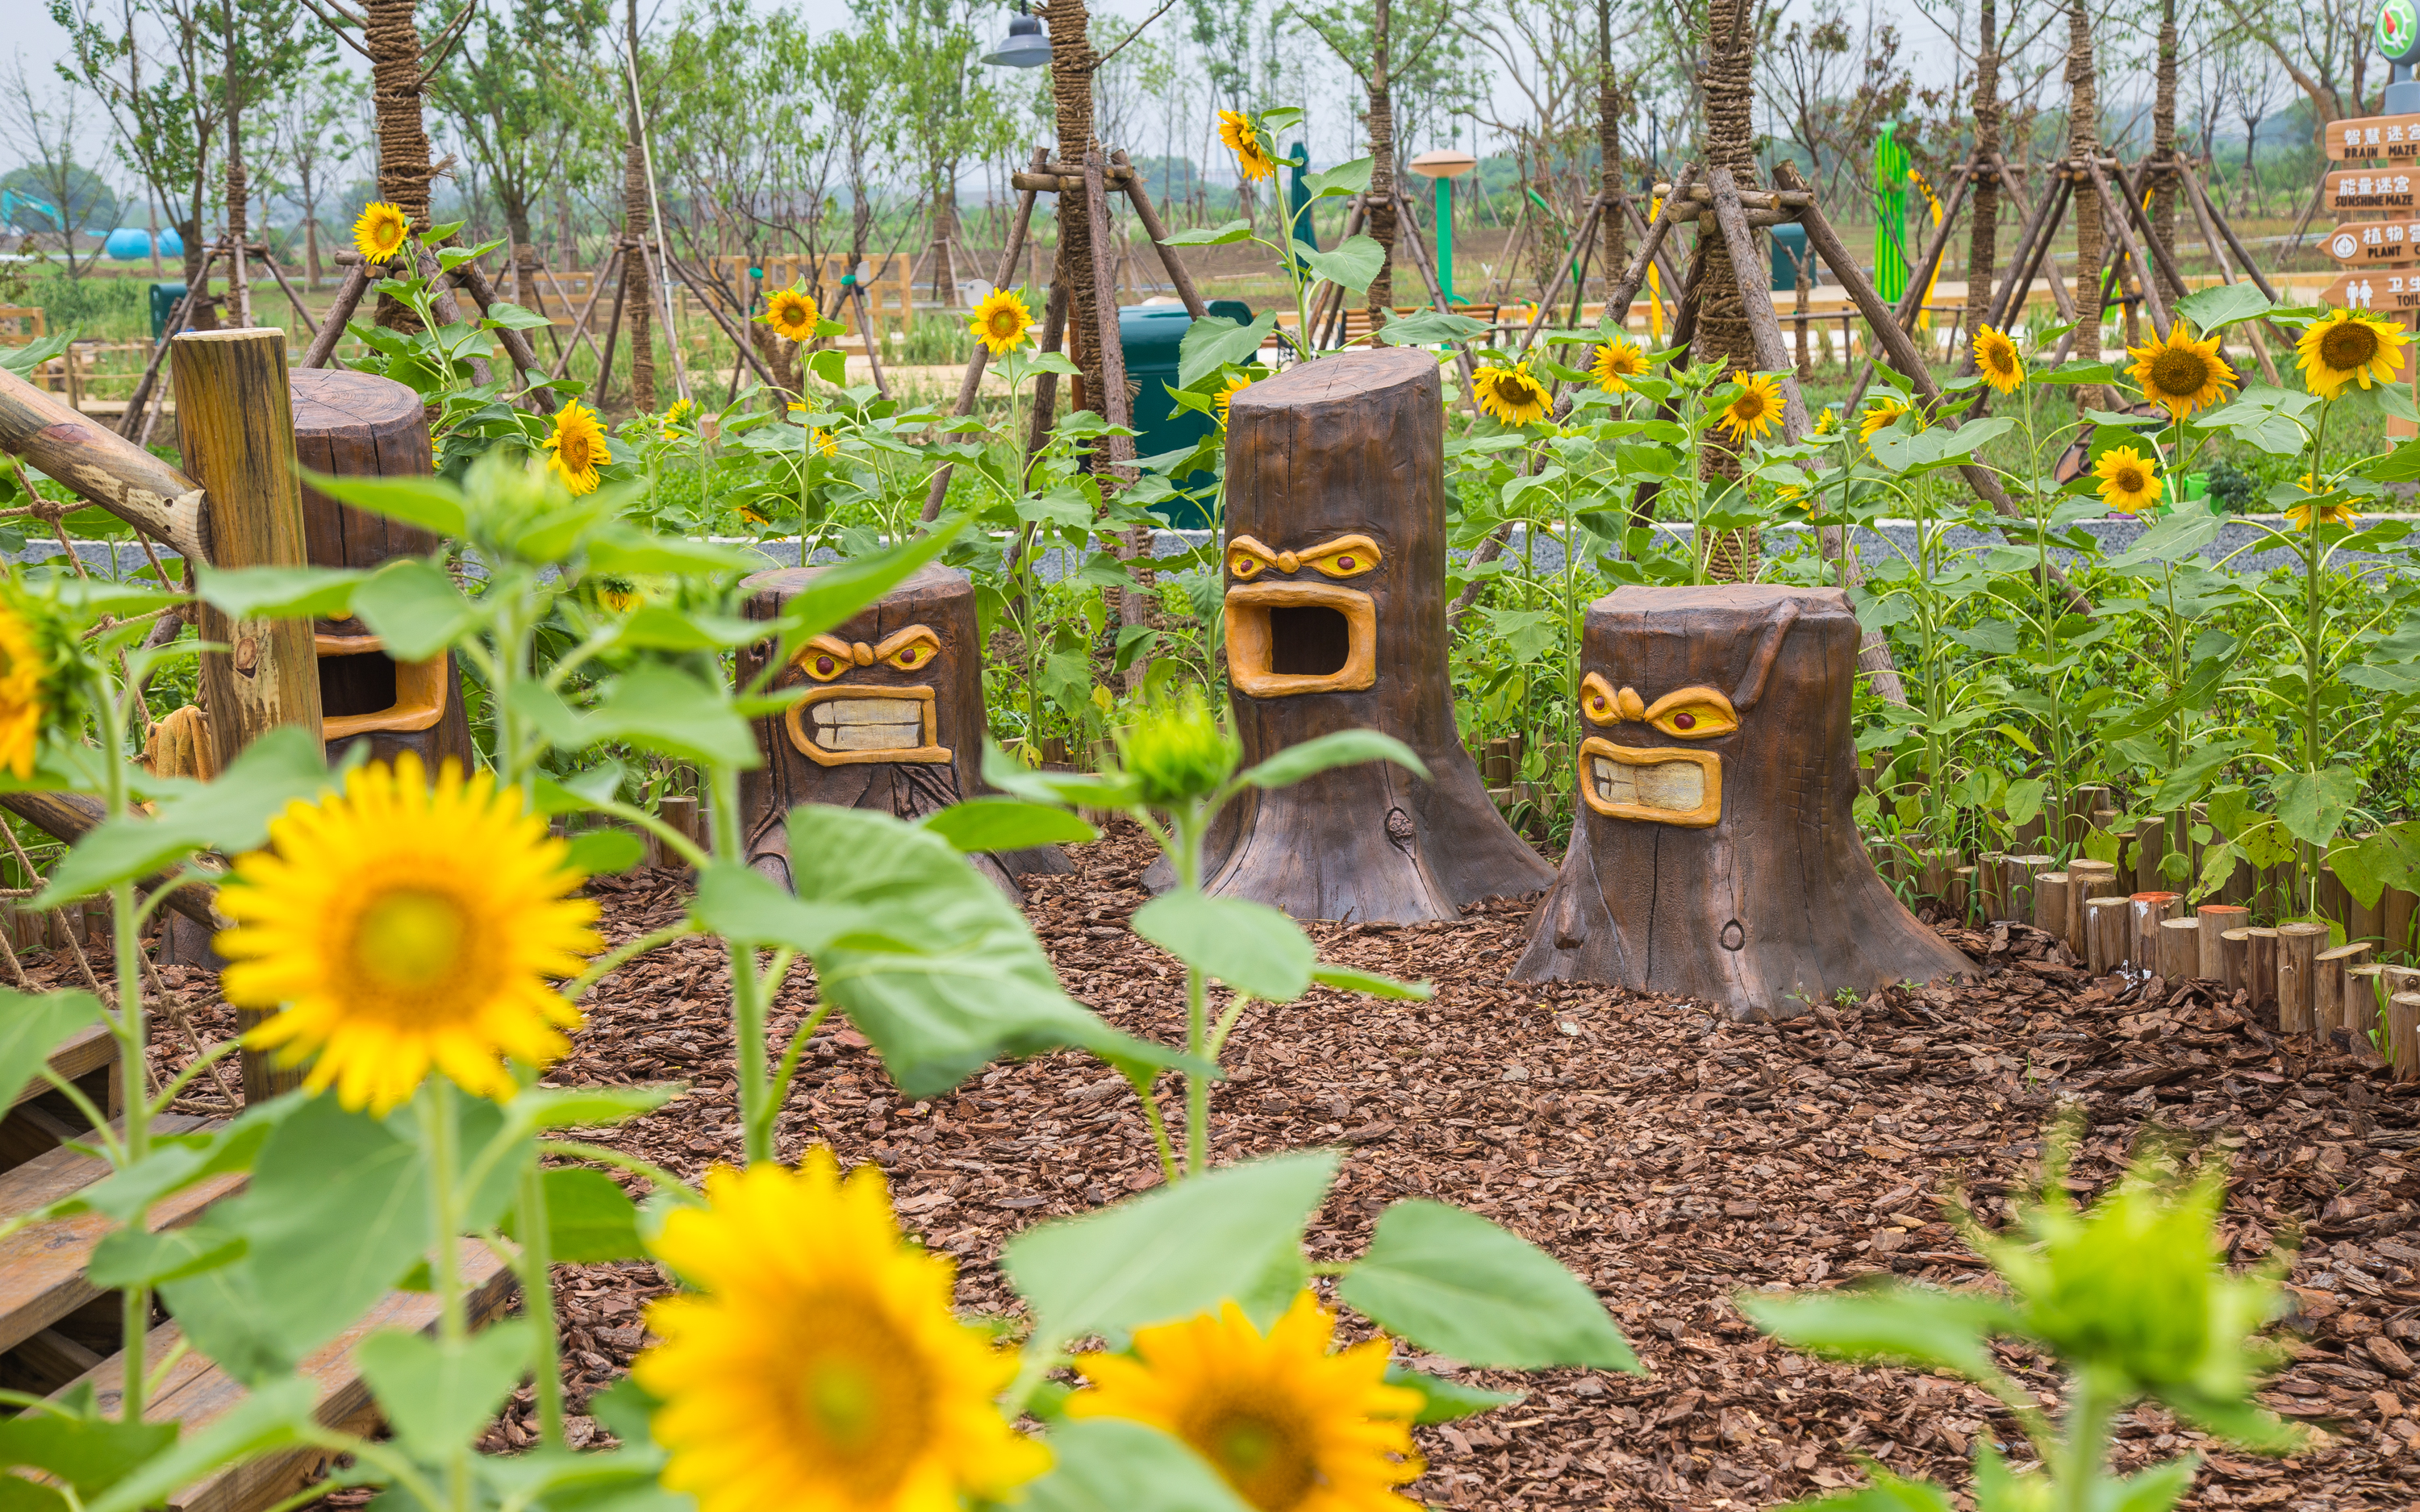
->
[1045, 0, 1102, 401]
[2066, 0, 2106, 407]
[1596, 2, 1626, 310]
[368, 0, 434, 333]
[2149, 0, 2180, 298]
[619, 0, 656, 412]
[1692, 0, 1760, 581]
[1364, 0, 1398, 320]
[1963, 0, 2001, 348]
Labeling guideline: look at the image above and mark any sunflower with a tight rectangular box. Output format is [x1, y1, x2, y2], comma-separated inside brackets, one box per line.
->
[1812, 406, 1839, 435]
[1859, 395, 1914, 444]
[657, 397, 695, 440]
[1472, 362, 1551, 427]
[215, 754, 600, 1115]
[2092, 444, 2162, 514]
[637, 1153, 1050, 1512]
[1973, 325, 2026, 394]
[1219, 110, 1277, 185]
[761, 285, 820, 344]
[1070, 1291, 1424, 1512]
[352, 202, 410, 264]
[811, 427, 839, 457]
[2297, 307, 2407, 399]
[2287, 472, 2359, 531]
[968, 288, 1034, 354]
[1215, 372, 1254, 427]
[1588, 338, 1648, 394]
[0, 595, 45, 780]
[2126, 324, 2236, 419]
[544, 399, 611, 496]
[1718, 371, 1783, 442]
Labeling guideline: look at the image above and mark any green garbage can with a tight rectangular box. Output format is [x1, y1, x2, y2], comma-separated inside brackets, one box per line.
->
[1770, 223, 1814, 291]
[1119, 300, 1254, 529]
[148, 284, 186, 341]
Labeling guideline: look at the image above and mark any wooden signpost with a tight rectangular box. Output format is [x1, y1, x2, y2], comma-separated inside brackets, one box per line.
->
[2326, 168, 2420, 210]
[2326, 115, 2420, 160]
[2321, 219, 2420, 263]
[2324, 271, 2420, 314]
[2324, 93, 2420, 437]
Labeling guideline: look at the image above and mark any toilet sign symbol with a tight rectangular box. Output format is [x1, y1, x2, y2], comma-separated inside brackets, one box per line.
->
[2355, 277, 2378, 306]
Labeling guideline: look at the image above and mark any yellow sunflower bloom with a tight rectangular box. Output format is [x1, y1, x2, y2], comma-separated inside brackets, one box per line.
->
[1718, 370, 1783, 442]
[657, 398, 695, 440]
[352, 202, 410, 264]
[1588, 338, 1648, 394]
[1859, 395, 1914, 444]
[2288, 472, 2359, 530]
[544, 399, 611, 496]
[761, 285, 820, 344]
[1215, 372, 1254, 427]
[1973, 325, 2026, 394]
[2092, 444, 2162, 514]
[968, 288, 1034, 354]
[1812, 406, 1839, 435]
[810, 427, 839, 457]
[1220, 110, 1277, 185]
[1071, 1291, 1424, 1512]
[215, 754, 600, 1115]
[0, 595, 45, 780]
[2126, 324, 2236, 419]
[637, 1153, 1050, 1512]
[1472, 362, 1551, 427]
[2297, 307, 2407, 399]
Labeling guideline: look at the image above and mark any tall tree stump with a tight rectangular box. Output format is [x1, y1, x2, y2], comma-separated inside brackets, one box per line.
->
[1195, 348, 1553, 923]
[1515, 585, 1971, 1016]
[736, 564, 1069, 898]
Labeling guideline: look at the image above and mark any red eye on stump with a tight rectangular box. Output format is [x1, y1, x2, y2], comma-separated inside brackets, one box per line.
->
[1672, 711, 1695, 729]
[815, 656, 835, 676]
[1336, 556, 1355, 570]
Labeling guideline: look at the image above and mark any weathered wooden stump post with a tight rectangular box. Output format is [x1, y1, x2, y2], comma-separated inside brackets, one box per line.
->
[1194, 348, 1553, 923]
[736, 563, 1070, 897]
[170, 330, 323, 1099]
[1515, 585, 1971, 1017]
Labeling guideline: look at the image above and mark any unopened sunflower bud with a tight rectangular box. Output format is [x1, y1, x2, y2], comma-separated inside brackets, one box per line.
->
[1115, 689, 1237, 807]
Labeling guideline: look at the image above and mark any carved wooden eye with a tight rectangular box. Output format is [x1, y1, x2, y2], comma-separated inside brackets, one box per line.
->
[885, 640, 935, 671]
[874, 626, 942, 673]
[1579, 672, 1621, 726]
[1229, 552, 1264, 579]
[1644, 687, 1739, 739]
[1303, 535, 1381, 578]
[799, 637, 854, 681]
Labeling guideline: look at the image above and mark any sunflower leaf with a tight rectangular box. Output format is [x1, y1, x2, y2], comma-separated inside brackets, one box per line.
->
[35, 727, 334, 906]
[2174, 281, 2272, 334]
[1022, 1419, 1258, 1512]
[1340, 1200, 1639, 1371]
[1177, 313, 1280, 389]
[0, 989, 104, 1110]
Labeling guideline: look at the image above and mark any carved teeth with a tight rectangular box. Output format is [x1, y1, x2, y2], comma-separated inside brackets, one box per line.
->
[1591, 754, 1705, 813]
[810, 697, 924, 752]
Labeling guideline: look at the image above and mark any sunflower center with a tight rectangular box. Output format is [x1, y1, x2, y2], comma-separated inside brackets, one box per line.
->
[351, 887, 472, 996]
[2321, 322, 2380, 369]
[2113, 464, 2145, 493]
[561, 434, 594, 473]
[2149, 348, 2209, 396]
[1192, 1407, 1318, 1510]
[1736, 393, 1769, 419]
[790, 1306, 931, 1496]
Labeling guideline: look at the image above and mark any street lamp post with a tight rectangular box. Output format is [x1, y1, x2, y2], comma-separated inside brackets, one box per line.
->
[1406, 148, 1478, 306]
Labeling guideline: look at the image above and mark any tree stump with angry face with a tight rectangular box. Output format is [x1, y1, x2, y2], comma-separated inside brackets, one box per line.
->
[737, 563, 1069, 898]
[1191, 348, 1554, 923]
[1513, 585, 1971, 1017]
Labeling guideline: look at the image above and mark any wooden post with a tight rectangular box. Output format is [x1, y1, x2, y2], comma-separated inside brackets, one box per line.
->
[2133, 818, 2165, 892]
[2347, 963, 2385, 1052]
[2386, 886, 2417, 959]
[169, 328, 323, 1104]
[2219, 927, 2251, 993]
[2244, 927, 2280, 1017]
[2005, 854, 2054, 925]
[2197, 903, 2250, 981]
[2068, 860, 2119, 956]
[2276, 921, 2330, 1035]
[2320, 942, 2373, 1037]
[2087, 895, 2131, 976]
[2157, 917, 2200, 982]
[1980, 851, 2009, 922]
[2391, 992, 2420, 1081]
[1949, 864, 1976, 922]
[2033, 871, 2071, 940]
[2130, 890, 2181, 973]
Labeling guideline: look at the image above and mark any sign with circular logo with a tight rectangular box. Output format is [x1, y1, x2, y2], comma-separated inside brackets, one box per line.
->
[2383, 0, 2420, 61]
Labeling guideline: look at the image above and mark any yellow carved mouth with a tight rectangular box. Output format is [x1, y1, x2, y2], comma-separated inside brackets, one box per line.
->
[1222, 581, 1377, 698]
[783, 685, 951, 766]
[1578, 736, 1721, 827]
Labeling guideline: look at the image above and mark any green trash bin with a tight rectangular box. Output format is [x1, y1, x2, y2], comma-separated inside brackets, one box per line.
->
[1119, 301, 1254, 529]
[1770, 223, 1813, 291]
[149, 284, 187, 341]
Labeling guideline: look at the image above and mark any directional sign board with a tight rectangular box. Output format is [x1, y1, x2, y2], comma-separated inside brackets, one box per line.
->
[2324, 271, 2420, 312]
[2326, 114, 2420, 159]
[2327, 167, 2420, 210]
[2321, 219, 2420, 264]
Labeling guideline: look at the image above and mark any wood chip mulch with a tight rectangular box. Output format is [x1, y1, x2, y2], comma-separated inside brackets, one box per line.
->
[137, 818, 2420, 1510]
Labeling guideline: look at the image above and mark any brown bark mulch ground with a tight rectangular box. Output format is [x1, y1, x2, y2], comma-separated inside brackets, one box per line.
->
[141, 820, 2420, 1510]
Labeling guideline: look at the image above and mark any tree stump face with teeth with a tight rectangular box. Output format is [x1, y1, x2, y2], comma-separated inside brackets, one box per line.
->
[1183, 347, 1554, 923]
[737, 563, 1069, 898]
[1514, 585, 1971, 1018]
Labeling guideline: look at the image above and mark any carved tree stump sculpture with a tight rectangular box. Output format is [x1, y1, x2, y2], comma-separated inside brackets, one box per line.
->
[736, 563, 1070, 896]
[1193, 348, 1553, 923]
[1514, 585, 1970, 1015]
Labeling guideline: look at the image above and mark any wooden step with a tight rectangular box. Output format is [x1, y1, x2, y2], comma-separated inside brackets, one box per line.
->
[0, 1113, 233, 1357]
[56, 1244, 519, 1512]
[0, 1023, 124, 1170]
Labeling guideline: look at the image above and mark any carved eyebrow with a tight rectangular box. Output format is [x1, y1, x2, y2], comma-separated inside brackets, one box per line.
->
[1299, 534, 1381, 562]
[799, 633, 859, 666]
[1227, 535, 1281, 564]
[1643, 685, 1738, 724]
[874, 624, 941, 659]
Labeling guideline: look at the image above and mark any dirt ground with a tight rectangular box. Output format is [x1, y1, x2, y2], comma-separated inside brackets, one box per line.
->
[139, 820, 2420, 1510]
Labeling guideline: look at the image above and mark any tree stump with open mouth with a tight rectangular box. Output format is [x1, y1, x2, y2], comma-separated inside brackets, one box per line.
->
[1514, 585, 1971, 1017]
[1186, 347, 1554, 923]
[737, 563, 1069, 898]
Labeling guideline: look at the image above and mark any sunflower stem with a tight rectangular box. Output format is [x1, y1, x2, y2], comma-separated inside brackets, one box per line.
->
[1172, 798, 1210, 1177]
[417, 1079, 471, 1512]
[514, 1160, 568, 1449]
[709, 765, 775, 1164]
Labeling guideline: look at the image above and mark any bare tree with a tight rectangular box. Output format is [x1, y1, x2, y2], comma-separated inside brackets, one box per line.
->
[265, 58, 363, 287]
[51, 0, 221, 288]
[0, 58, 115, 278]
[1292, 0, 1459, 319]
